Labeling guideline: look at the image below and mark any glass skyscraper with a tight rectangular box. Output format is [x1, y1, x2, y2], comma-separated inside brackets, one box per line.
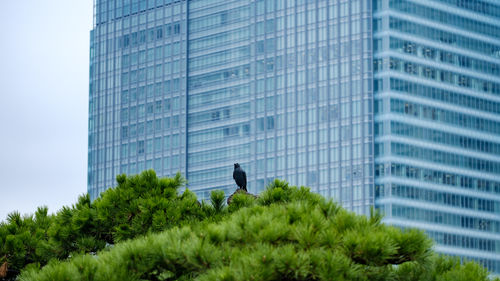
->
[88, 0, 374, 212]
[88, 0, 500, 274]
[373, 0, 500, 273]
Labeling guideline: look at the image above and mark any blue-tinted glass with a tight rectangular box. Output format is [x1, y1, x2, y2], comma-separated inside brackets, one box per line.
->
[374, 0, 500, 273]
[91, 0, 500, 273]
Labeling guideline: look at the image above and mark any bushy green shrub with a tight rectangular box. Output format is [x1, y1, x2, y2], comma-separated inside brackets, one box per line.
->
[209, 190, 225, 213]
[227, 192, 256, 213]
[2, 173, 499, 281]
[0, 207, 54, 278]
[0, 171, 209, 280]
[18, 196, 498, 281]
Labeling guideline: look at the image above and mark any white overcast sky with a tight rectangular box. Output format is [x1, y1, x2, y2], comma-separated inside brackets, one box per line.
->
[0, 1, 93, 220]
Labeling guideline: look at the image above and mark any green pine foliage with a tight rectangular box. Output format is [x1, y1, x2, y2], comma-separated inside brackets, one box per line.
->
[1, 172, 499, 281]
[0, 170, 205, 280]
[0, 207, 52, 278]
[92, 171, 203, 242]
[209, 190, 225, 213]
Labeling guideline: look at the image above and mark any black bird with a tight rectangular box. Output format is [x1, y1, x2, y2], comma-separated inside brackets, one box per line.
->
[233, 163, 247, 192]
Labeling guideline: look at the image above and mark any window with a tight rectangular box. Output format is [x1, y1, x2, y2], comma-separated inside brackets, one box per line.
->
[156, 27, 163, 39]
[138, 141, 145, 154]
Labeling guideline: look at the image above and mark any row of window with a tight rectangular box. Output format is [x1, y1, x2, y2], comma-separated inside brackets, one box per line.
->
[390, 98, 500, 135]
[188, 64, 250, 90]
[122, 43, 181, 68]
[186, 62, 364, 96]
[121, 80, 181, 104]
[253, 83, 363, 112]
[120, 97, 180, 121]
[387, 37, 500, 76]
[188, 27, 250, 52]
[188, 85, 250, 109]
[120, 134, 180, 157]
[119, 22, 181, 49]
[376, 183, 499, 214]
[427, 230, 499, 253]
[391, 204, 500, 233]
[389, 17, 500, 58]
[188, 105, 363, 136]
[388, 78, 500, 115]
[434, 0, 500, 19]
[189, 46, 250, 71]
[375, 162, 500, 195]
[375, 57, 500, 96]
[191, 0, 361, 15]
[187, 122, 364, 151]
[120, 156, 181, 176]
[389, 0, 500, 38]
[187, 165, 232, 185]
[188, 144, 250, 166]
[189, 0, 242, 10]
[121, 116, 180, 139]
[262, 2, 362, 29]
[121, 61, 182, 84]
[189, 6, 250, 33]
[391, 142, 500, 175]
[88, 135, 182, 166]
[387, 121, 500, 155]
[188, 123, 250, 146]
[95, 0, 182, 24]
[188, 103, 250, 126]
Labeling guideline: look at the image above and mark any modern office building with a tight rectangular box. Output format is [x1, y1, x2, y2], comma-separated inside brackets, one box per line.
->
[87, 0, 500, 274]
[372, 0, 500, 273]
[88, 0, 375, 212]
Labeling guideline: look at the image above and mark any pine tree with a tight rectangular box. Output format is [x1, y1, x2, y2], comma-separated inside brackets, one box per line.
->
[1, 172, 499, 281]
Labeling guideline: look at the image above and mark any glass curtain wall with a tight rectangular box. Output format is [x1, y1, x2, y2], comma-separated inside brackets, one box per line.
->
[186, 0, 374, 214]
[88, 0, 188, 199]
[89, 0, 375, 214]
[186, 0, 253, 198]
[373, 0, 500, 273]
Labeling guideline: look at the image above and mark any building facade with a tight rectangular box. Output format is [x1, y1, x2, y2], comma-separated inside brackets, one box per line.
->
[88, 0, 500, 274]
[88, 0, 374, 213]
[373, 0, 500, 273]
